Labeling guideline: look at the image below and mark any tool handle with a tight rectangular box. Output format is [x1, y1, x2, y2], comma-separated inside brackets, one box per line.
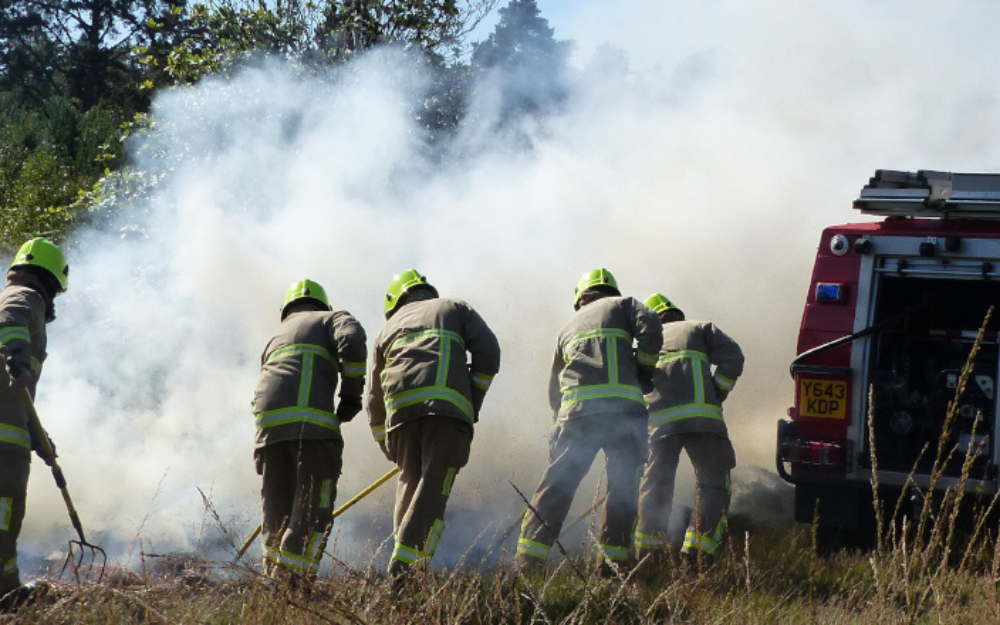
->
[19, 388, 88, 544]
[235, 466, 400, 562]
[19, 387, 55, 459]
[234, 525, 262, 561]
[331, 466, 400, 519]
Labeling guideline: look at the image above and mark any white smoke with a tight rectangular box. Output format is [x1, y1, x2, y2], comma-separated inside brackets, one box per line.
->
[18, 0, 1000, 572]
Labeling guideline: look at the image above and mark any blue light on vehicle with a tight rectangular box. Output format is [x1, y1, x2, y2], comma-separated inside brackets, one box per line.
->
[816, 283, 843, 303]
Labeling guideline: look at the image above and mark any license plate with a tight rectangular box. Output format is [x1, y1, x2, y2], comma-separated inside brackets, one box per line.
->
[799, 379, 848, 419]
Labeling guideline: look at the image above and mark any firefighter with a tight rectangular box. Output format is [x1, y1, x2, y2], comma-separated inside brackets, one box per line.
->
[252, 279, 367, 580]
[634, 293, 744, 566]
[516, 269, 662, 576]
[367, 269, 500, 583]
[0, 238, 67, 609]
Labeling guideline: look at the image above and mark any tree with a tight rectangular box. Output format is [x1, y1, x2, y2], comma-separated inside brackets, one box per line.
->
[0, 0, 187, 110]
[470, 0, 569, 119]
[317, 0, 496, 62]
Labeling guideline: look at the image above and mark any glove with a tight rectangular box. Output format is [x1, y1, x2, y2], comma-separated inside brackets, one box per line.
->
[33, 435, 56, 467]
[471, 388, 487, 424]
[716, 389, 730, 404]
[378, 439, 395, 463]
[5, 355, 28, 389]
[638, 369, 655, 395]
[335, 396, 363, 423]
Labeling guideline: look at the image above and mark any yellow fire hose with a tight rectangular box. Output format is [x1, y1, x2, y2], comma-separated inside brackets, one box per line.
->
[235, 465, 401, 562]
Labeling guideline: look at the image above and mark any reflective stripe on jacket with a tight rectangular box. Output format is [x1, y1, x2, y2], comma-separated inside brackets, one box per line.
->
[253, 310, 367, 448]
[367, 295, 500, 439]
[550, 295, 662, 420]
[0, 285, 47, 457]
[645, 320, 744, 437]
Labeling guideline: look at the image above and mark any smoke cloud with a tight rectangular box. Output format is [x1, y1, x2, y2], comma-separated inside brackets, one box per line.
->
[18, 0, 1000, 572]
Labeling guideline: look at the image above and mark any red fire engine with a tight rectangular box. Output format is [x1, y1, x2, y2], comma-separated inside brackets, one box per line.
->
[777, 170, 1000, 547]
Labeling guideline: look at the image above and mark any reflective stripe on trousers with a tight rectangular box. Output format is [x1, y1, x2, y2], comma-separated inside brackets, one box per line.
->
[683, 515, 727, 555]
[263, 530, 325, 575]
[634, 531, 666, 551]
[599, 543, 630, 563]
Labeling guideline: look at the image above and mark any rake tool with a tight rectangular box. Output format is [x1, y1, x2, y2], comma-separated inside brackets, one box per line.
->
[235, 465, 401, 562]
[19, 387, 107, 582]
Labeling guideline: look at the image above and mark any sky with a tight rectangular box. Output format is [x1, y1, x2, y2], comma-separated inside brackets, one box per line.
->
[17, 0, 1000, 575]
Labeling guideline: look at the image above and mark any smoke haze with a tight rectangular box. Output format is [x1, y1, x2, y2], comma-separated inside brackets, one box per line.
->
[18, 0, 1000, 571]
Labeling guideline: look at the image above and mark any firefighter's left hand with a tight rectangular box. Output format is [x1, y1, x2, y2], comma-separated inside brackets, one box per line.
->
[336, 396, 363, 422]
[716, 389, 730, 403]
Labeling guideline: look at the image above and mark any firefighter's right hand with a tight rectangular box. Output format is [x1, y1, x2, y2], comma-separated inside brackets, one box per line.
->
[378, 439, 394, 463]
[637, 369, 655, 395]
[5, 356, 28, 389]
[35, 437, 57, 467]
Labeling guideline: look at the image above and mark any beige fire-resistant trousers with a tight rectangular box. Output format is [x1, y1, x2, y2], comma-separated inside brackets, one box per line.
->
[516, 412, 648, 569]
[635, 432, 736, 560]
[385, 416, 472, 578]
[255, 438, 342, 578]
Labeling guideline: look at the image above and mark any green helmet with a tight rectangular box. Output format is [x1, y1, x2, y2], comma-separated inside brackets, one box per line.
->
[281, 279, 331, 319]
[574, 268, 619, 305]
[384, 269, 438, 318]
[10, 237, 68, 292]
[644, 292, 683, 317]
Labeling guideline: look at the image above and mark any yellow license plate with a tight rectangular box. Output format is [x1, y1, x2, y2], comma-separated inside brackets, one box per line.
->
[799, 379, 848, 419]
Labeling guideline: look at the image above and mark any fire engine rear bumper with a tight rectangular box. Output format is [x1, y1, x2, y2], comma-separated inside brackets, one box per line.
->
[777, 420, 866, 528]
[776, 419, 853, 485]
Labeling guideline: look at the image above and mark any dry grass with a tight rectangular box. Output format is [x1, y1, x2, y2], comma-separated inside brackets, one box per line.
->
[14, 311, 1000, 623]
[8, 517, 1000, 625]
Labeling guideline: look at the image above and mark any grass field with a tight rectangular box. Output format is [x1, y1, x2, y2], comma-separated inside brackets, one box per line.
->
[13, 330, 1000, 624]
[8, 509, 1000, 625]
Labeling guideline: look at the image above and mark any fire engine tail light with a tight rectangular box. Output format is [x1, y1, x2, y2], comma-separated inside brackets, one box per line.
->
[782, 439, 852, 471]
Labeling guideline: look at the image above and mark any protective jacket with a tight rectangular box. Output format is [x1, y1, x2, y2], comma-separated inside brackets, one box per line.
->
[644, 320, 744, 438]
[0, 285, 47, 457]
[549, 295, 662, 420]
[253, 310, 367, 448]
[367, 294, 501, 442]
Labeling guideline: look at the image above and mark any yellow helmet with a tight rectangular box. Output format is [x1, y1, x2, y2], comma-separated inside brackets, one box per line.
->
[10, 237, 68, 292]
[384, 269, 437, 318]
[281, 279, 331, 319]
[574, 268, 619, 305]
[644, 293, 684, 318]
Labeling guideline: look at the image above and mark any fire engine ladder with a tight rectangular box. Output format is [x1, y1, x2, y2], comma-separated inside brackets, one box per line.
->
[855, 170, 1000, 218]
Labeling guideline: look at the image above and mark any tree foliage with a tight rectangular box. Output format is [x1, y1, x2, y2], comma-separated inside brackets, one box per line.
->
[0, 0, 574, 250]
[0, 0, 187, 109]
[471, 0, 569, 118]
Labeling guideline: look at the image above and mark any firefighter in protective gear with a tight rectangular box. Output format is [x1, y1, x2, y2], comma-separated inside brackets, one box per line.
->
[368, 269, 501, 581]
[0, 238, 67, 606]
[634, 293, 744, 565]
[516, 269, 662, 575]
[252, 279, 367, 579]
